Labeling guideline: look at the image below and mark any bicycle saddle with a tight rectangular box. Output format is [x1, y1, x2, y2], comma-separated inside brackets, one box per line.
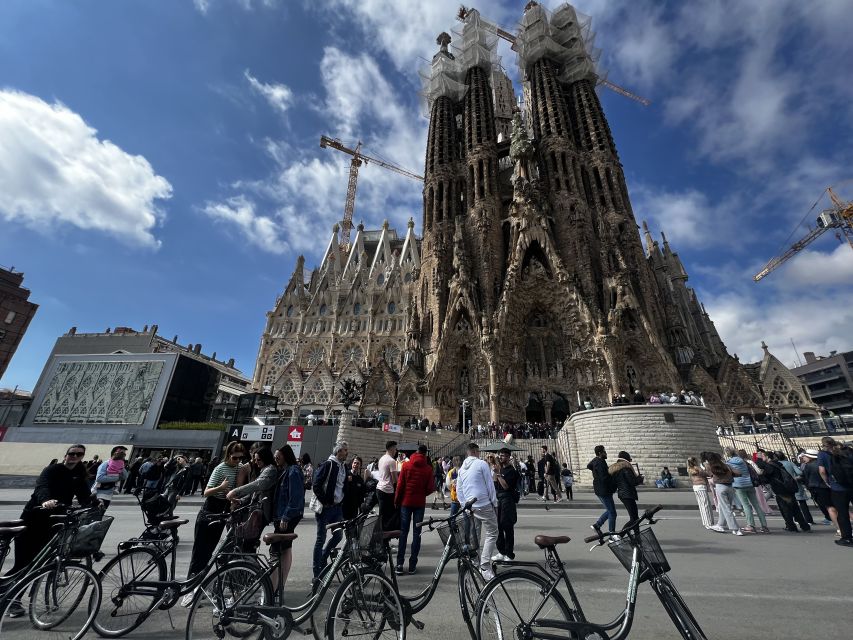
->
[382, 530, 401, 540]
[158, 518, 189, 529]
[263, 532, 298, 545]
[0, 525, 26, 539]
[534, 534, 571, 548]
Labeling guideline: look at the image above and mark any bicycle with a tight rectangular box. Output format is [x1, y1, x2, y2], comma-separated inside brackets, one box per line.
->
[92, 502, 256, 638]
[326, 497, 483, 639]
[0, 505, 105, 640]
[474, 505, 708, 640]
[186, 510, 403, 640]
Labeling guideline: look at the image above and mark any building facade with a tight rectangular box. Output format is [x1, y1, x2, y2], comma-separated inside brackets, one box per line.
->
[791, 350, 853, 414]
[0, 266, 38, 379]
[253, 3, 810, 426]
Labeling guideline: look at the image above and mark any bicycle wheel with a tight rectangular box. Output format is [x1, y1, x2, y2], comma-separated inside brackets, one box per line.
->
[325, 569, 405, 640]
[476, 569, 574, 640]
[652, 574, 708, 640]
[457, 561, 482, 637]
[308, 558, 348, 640]
[93, 545, 167, 637]
[0, 562, 101, 640]
[186, 561, 272, 640]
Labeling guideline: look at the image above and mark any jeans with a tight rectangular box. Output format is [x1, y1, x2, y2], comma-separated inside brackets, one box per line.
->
[594, 494, 617, 532]
[734, 486, 767, 528]
[656, 478, 676, 488]
[313, 504, 344, 578]
[397, 506, 425, 571]
[714, 484, 739, 531]
[471, 505, 498, 572]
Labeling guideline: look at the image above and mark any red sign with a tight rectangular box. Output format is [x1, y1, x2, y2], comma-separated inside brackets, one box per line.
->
[287, 426, 304, 442]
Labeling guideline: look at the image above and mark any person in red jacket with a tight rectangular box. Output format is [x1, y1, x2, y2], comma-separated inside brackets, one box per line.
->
[394, 444, 434, 574]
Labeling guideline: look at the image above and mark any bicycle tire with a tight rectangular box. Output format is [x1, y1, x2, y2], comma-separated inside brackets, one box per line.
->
[476, 569, 574, 640]
[0, 562, 101, 640]
[186, 560, 273, 640]
[308, 558, 348, 640]
[28, 561, 93, 629]
[457, 561, 482, 638]
[652, 574, 708, 640]
[325, 569, 405, 640]
[93, 544, 167, 638]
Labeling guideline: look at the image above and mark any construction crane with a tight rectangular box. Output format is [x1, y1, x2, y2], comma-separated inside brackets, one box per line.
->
[457, 5, 651, 107]
[319, 136, 423, 253]
[753, 186, 853, 282]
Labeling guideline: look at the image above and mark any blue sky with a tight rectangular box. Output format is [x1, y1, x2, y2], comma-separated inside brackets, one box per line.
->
[2, 0, 852, 391]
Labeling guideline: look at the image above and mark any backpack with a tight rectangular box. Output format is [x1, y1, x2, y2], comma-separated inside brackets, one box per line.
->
[831, 448, 853, 489]
[775, 463, 798, 495]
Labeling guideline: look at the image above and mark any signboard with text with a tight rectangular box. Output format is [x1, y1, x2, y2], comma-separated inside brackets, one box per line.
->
[240, 425, 276, 442]
[382, 423, 402, 433]
[287, 425, 304, 457]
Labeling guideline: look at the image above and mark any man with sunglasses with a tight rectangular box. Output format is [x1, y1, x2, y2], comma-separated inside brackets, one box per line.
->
[8, 445, 98, 616]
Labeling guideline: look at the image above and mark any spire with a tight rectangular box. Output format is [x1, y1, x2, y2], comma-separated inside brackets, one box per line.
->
[642, 220, 654, 257]
[761, 341, 769, 354]
[661, 230, 671, 254]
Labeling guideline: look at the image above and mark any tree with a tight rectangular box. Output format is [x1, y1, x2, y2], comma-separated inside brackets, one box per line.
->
[339, 378, 365, 412]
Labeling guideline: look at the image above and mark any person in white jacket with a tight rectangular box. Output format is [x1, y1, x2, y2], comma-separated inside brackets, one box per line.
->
[456, 442, 499, 579]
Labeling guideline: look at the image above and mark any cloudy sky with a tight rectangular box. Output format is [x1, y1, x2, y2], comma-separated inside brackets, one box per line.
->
[2, 0, 852, 390]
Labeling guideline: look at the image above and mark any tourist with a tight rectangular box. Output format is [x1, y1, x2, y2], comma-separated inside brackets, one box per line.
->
[818, 436, 853, 546]
[93, 445, 129, 510]
[124, 456, 144, 494]
[394, 444, 434, 574]
[456, 442, 499, 580]
[311, 442, 348, 577]
[492, 447, 520, 561]
[778, 452, 814, 525]
[300, 453, 314, 490]
[648, 392, 661, 404]
[525, 454, 536, 494]
[447, 456, 462, 517]
[755, 451, 810, 533]
[738, 449, 772, 514]
[164, 454, 192, 513]
[704, 451, 743, 535]
[588, 445, 618, 537]
[609, 451, 643, 533]
[139, 455, 167, 498]
[631, 389, 645, 404]
[227, 447, 278, 551]
[687, 457, 713, 528]
[376, 440, 400, 531]
[342, 456, 367, 520]
[656, 467, 675, 488]
[540, 445, 562, 502]
[187, 457, 206, 496]
[182, 441, 245, 605]
[271, 445, 304, 594]
[724, 447, 769, 533]
[800, 449, 833, 525]
[432, 457, 448, 509]
[560, 463, 574, 500]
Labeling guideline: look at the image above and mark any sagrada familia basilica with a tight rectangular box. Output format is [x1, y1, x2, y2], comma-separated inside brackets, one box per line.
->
[252, 3, 816, 426]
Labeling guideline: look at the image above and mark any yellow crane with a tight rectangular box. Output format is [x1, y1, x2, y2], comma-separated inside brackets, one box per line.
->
[457, 5, 651, 107]
[319, 135, 423, 253]
[753, 186, 853, 282]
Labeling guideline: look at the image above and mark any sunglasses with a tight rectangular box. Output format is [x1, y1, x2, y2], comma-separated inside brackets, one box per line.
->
[230, 453, 244, 459]
[66, 451, 85, 457]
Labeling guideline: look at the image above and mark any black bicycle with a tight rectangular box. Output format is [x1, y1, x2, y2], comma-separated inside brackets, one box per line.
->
[92, 502, 255, 637]
[0, 505, 106, 640]
[186, 511, 404, 640]
[475, 505, 707, 640]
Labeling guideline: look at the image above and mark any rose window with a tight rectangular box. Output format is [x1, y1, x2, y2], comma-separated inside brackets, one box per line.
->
[272, 346, 292, 366]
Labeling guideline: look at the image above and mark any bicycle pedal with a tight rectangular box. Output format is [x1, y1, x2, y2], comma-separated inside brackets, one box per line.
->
[412, 619, 425, 630]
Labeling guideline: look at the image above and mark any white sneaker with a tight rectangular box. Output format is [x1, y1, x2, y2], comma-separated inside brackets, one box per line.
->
[732, 530, 744, 536]
[490, 553, 508, 562]
[480, 568, 495, 581]
[708, 525, 726, 533]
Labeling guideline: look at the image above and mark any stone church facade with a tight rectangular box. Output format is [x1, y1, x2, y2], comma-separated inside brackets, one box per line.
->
[253, 3, 815, 426]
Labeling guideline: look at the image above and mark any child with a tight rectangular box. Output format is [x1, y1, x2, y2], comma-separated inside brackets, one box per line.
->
[96, 456, 126, 492]
[561, 463, 574, 500]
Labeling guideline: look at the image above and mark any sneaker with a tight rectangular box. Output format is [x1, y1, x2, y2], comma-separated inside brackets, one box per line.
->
[480, 568, 495, 581]
[732, 529, 744, 536]
[180, 589, 198, 608]
[821, 519, 833, 525]
[708, 525, 726, 533]
[590, 523, 602, 537]
[834, 538, 853, 547]
[408, 566, 418, 575]
[6, 601, 25, 618]
[741, 525, 755, 533]
[759, 527, 771, 534]
[394, 566, 405, 575]
[490, 553, 508, 562]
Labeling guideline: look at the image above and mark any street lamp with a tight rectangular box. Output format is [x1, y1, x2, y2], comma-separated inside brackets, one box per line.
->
[461, 398, 469, 435]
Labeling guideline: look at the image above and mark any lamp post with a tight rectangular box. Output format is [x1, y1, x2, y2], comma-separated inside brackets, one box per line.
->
[461, 398, 469, 436]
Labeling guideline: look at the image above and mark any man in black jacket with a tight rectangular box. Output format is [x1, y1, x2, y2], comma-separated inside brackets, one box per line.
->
[587, 445, 618, 536]
[756, 451, 810, 532]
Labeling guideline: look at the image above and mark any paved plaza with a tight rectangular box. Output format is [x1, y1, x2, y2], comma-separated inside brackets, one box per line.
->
[1, 490, 850, 639]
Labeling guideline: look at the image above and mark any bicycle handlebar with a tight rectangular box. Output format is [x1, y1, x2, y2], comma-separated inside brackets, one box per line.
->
[415, 497, 477, 529]
[583, 505, 663, 544]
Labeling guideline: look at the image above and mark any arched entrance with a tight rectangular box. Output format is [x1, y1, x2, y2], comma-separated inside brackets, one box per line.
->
[551, 393, 570, 424]
[525, 392, 545, 422]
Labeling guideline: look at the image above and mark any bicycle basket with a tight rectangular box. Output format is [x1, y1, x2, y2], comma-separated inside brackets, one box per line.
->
[70, 515, 114, 557]
[355, 514, 384, 560]
[438, 513, 480, 555]
[608, 527, 670, 581]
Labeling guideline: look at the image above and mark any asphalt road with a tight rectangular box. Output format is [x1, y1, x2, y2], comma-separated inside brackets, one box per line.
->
[1, 498, 850, 639]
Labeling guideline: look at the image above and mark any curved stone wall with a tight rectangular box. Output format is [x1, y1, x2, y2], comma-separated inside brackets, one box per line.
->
[559, 405, 718, 486]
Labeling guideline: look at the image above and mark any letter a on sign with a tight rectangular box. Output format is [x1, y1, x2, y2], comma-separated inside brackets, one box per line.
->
[229, 425, 243, 441]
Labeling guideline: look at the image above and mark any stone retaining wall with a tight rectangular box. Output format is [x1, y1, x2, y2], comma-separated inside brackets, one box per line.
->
[561, 405, 718, 486]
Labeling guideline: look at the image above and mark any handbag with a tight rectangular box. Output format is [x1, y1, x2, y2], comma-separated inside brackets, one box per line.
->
[236, 508, 264, 541]
[309, 494, 324, 515]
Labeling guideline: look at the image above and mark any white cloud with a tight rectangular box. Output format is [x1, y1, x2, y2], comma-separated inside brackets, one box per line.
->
[201, 195, 289, 254]
[193, 0, 277, 13]
[244, 70, 293, 116]
[0, 89, 171, 248]
[775, 244, 853, 287]
[192, 0, 211, 14]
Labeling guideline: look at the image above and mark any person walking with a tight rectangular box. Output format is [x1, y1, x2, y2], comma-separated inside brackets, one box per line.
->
[525, 455, 536, 495]
[800, 449, 833, 525]
[588, 445, 618, 537]
[492, 447, 520, 561]
[704, 451, 743, 535]
[431, 458, 448, 509]
[311, 442, 348, 578]
[93, 445, 129, 510]
[687, 457, 714, 529]
[456, 442, 499, 581]
[394, 445, 434, 574]
[181, 441, 245, 606]
[724, 447, 769, 533]
[609, 451, 643, 533]
[818, 436, 853, 546]
[271, 445, 303, 595]
[540, 445, 562, 502]
[755, 451, 810, 533]
[778, 452, 814, 525]
[376, 440, 400, 532]
[187, 457, 205, 496]
[560, 464, 574, 500]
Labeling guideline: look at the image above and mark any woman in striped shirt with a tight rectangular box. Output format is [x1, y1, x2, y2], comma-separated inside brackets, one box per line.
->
[182, 441, 245, 606]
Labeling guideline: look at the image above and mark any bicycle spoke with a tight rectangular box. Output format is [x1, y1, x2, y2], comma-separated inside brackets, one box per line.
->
[478, 573, 573, 640]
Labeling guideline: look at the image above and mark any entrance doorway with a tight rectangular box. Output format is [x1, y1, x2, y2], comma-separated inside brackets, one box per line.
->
[525, 393, 545, 422]
[551, 393, 570, 424]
